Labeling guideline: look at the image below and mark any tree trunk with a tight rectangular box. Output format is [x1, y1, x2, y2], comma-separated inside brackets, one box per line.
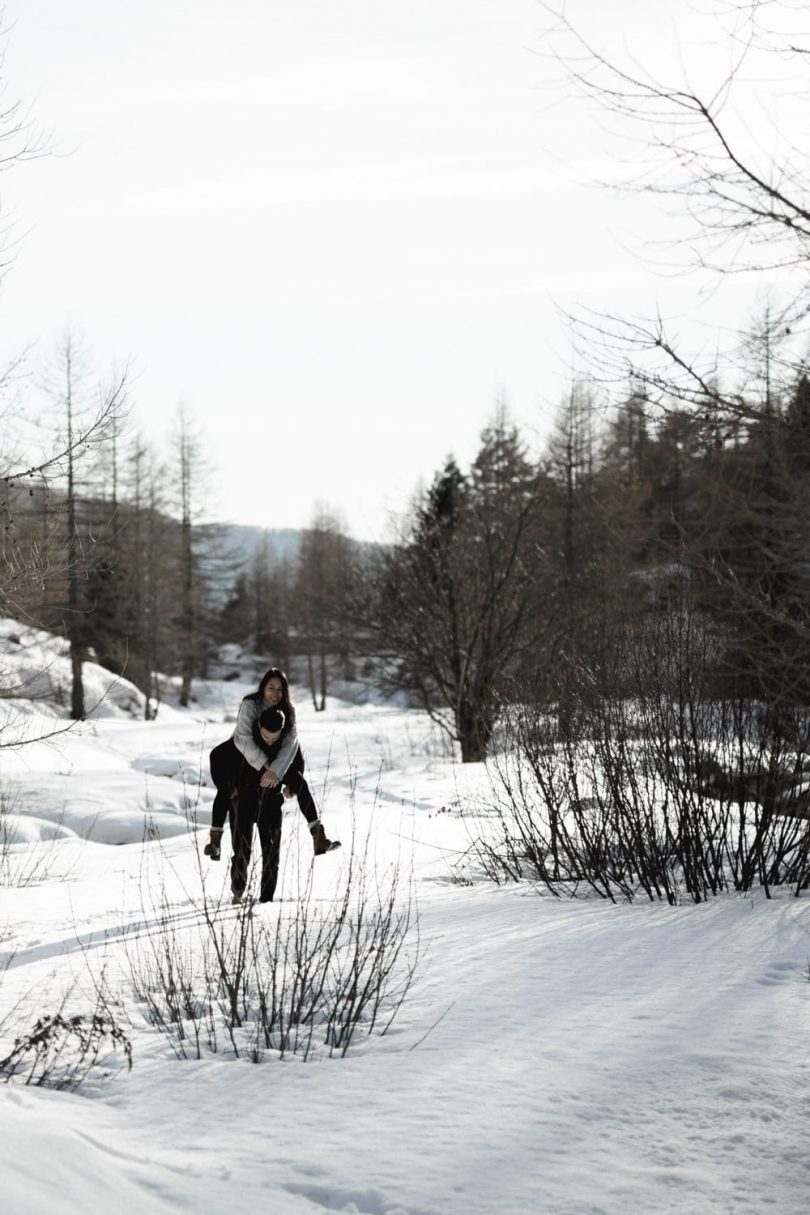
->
[308, 653, 318, 711]
[70, 642, 85, 719]
[457, 699, 494, 763]
[318, 650, 327, 711]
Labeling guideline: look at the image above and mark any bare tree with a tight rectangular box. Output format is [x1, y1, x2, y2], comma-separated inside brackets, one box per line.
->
[542, 0, 810, 412]
[172, 407, 200, 707]
[1, 335, 128, 718]
[114, 436, 179, 717]
[32, 334, 128, 718]
[296, 506, 355, 711]
[166, 406, 224, 706]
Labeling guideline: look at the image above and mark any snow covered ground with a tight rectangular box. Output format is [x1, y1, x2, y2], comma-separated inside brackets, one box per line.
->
[1, 624, 809, 1215]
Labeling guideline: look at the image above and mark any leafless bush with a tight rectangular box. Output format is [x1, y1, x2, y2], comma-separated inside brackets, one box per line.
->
[127, 818, 420, 1062]
[0, 983, 132, 1089]
[481, 604, 810, 903]
[0, 781, 74, 887]
[125, 891, 219, 1059]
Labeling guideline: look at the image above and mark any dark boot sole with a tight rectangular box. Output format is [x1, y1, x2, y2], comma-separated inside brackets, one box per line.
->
[314, 841, 341, 856]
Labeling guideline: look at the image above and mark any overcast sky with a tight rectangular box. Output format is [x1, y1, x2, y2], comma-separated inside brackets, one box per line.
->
[0, 1, 791, 537]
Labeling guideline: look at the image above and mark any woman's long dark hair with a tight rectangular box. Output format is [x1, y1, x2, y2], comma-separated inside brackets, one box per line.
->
[255, 667, 296, 725]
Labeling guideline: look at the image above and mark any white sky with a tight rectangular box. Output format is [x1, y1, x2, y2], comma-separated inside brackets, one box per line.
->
[0, 0, 791, 537]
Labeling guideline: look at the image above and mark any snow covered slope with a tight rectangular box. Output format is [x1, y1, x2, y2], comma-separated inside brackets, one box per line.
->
[0, 623, 808, 1214]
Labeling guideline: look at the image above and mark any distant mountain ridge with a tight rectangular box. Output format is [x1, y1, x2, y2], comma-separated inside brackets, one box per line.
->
[219, 524, 377, 573]
[220, 525, 302, 569]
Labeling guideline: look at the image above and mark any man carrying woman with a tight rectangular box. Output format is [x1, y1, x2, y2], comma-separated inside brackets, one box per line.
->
[205, 667, 339, 903]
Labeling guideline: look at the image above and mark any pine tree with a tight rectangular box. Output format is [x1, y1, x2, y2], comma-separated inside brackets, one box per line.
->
[371, 410, 543, 762]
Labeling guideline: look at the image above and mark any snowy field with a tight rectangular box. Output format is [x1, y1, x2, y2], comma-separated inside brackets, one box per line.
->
[1, 623, 809, 1215]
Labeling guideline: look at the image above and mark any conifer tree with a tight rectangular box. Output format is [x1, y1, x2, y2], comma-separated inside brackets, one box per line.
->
[372, 410, 543, 761]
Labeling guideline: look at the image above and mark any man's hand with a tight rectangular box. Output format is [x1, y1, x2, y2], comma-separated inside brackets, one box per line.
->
[260, 766, 280, 789]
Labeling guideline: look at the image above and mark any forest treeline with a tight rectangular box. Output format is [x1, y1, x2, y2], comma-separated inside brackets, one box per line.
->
[4, 351, 810, 774]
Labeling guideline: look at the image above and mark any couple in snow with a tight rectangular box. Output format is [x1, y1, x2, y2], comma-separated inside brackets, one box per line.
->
[205, 668, 339, 904]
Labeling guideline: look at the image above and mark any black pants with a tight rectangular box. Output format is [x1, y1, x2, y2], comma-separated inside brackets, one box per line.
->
[209, 739, 241, 832]
[230, 774, 284, 902]
[209, 742, 319, 831]
[283, 752, 319, 826]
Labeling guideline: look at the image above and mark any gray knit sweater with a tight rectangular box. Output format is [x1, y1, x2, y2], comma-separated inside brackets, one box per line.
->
[232, 694, 299, 779]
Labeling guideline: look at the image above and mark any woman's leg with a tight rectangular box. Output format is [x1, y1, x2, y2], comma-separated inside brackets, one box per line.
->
[210, 787, 232, 833]
[283, 751, 340, 855]
[208, 741, 240, 856]
[283, 757, 319, 826]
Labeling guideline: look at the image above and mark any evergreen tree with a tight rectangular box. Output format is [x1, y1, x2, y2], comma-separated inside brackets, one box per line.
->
[371, 410, 543, 762]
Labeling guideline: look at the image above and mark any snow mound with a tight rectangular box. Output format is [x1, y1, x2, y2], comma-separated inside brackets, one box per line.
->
[0, 619, 147, 721]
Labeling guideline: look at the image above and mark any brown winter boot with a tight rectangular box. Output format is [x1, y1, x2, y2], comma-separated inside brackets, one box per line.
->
[204, 828, 223, 861]
[310, 820, 340, 856]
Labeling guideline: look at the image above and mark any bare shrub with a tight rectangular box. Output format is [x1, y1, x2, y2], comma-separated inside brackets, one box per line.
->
[0, 781, 75, 888]
[0, 983, 132, 1089]
[126, 890, 219, 1060]
[127, 814, 420, 1062]
[481, 602, 810, 903]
